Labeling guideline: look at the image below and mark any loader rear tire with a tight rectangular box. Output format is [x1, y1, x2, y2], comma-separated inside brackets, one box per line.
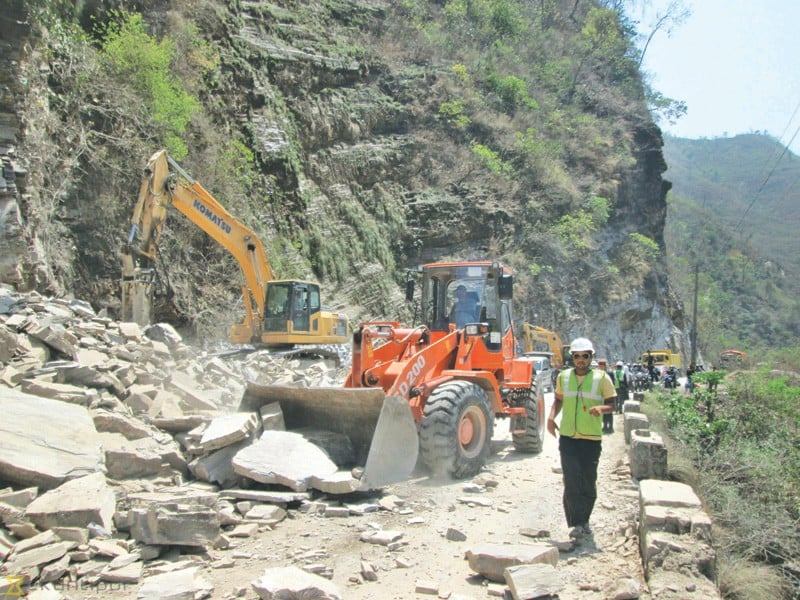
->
[419, 381, 493, 479]
[511, 384, 545, 454]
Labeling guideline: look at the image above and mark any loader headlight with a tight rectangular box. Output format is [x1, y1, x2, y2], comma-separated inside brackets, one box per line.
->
[465, 323, 488, 337]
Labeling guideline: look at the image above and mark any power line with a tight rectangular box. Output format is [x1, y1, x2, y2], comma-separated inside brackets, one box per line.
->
[735, 121, 800, 230]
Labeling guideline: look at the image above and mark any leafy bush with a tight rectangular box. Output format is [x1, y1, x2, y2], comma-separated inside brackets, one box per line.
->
[96, 11, 200, 159]
[438, 100, 471, 130]
[553, 202, 609, 253]
[450, 62, 471, 85]
[485, 73, 537, 113]
[470, 142, 512, 176]
[585, 196, 610, 226]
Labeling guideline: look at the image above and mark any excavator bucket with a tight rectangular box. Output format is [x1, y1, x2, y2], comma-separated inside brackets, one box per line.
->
[240, 383, 419, 490]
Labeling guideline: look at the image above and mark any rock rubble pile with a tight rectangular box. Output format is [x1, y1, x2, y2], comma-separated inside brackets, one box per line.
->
[0, 286, 376, 598]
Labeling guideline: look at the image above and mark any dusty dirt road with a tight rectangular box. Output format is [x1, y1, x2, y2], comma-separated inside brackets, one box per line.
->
[62, 391, 647, 600]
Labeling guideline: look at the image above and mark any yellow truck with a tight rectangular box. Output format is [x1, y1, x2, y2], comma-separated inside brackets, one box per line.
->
[640, 349, 682, 370]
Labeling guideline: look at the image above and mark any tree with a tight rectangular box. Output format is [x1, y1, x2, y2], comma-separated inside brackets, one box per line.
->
[636, 0, 691, 68]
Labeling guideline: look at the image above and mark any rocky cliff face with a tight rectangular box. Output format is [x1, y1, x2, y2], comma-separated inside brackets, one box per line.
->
[0, 0, 683, 360]
[0, 1, 30, 288]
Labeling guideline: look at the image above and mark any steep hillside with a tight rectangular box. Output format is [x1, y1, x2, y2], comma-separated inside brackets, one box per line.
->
[663, 134, 800, 357]
[1, 0, 678, 358]
[664, 133, 800, 279]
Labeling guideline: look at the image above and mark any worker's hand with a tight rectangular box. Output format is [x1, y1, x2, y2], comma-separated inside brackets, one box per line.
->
[547, 417, 558, 437]
[588, 406, 604, 417]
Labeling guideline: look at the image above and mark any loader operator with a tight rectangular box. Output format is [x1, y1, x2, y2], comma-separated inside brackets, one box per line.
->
[450, 284, 478, 328]
[547, 337, 616, 540]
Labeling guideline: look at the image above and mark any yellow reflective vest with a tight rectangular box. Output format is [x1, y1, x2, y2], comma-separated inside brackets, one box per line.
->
[558, 368, 607, 440]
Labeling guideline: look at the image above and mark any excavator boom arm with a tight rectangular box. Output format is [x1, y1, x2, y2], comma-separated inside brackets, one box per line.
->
[522, 324, 565, 369]
[125, 150, 274, 324]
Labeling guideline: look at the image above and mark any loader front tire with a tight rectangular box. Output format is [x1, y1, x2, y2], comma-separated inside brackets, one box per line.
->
[419, 381, 493, 479]
[511, 384, 545, 454]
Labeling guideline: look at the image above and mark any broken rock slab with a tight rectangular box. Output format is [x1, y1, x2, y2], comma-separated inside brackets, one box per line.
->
[232, 431, 338, 492]
[124, 488, 220, 547]
[26, 322, 78, 357]
[169, 371, 220, 412]
[129, 503, 220, 547]
[1, 540, 75, 575]
[189, 441, 249, 488]
[504, 563, 563, 599]
[309, 471, 362, 495]
[198, 412, 260, 453]
[218, 489, 309, 505]
[19, 378, 94, 405]
[0, 389, 105, 490]
[137, 566, 213, 600]
[25, 472, 116, 531]
[465, 543, 559, 583]
[251, 566, 343, 600]
[97, 432, 180, 480]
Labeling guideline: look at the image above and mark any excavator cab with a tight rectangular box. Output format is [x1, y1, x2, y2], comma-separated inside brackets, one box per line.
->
[264, 281, 316, 334]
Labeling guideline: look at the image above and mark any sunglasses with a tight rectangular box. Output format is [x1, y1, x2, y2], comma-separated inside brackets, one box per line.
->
[572, 353, 591, 359]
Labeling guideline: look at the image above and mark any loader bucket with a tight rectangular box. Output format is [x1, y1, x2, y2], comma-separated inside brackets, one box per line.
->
[240, 384, 419, 489]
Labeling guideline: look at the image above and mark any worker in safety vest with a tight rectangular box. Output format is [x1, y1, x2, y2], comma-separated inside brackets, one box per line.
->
[613, 360, 630, 413]
[547, 337, 617, 539]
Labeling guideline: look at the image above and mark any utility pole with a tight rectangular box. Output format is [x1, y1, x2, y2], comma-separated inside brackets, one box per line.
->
[690, 264, 698, 367]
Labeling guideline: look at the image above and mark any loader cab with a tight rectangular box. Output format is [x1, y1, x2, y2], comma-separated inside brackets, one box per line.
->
[420, 262, 513, 352]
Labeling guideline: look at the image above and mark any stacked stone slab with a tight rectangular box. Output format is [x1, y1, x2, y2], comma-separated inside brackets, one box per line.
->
[639, 480, 718, 598]
[624, 390, 720, 598]
[623, 411, 648, 444]
[629, 430, 667, 480]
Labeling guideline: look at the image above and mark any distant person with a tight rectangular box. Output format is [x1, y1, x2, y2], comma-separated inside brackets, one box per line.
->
[547, 337, 617, 540]
[450, 284, 478, 328]
[686, 362, 696, 394]
[645, 352, 657, 381]
[614, 360, 629, 413]
[596, 359, 615, 433]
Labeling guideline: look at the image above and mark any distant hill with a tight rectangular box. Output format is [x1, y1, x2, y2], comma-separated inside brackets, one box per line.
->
[663, 133, 800, 356]
[663, 134, 800, 276]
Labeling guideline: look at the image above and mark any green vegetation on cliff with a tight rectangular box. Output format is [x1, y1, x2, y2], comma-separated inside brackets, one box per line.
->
[16, 0, 673, 350]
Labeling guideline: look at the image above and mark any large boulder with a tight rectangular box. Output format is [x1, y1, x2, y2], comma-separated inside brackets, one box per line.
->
[0, 389, 105, 490]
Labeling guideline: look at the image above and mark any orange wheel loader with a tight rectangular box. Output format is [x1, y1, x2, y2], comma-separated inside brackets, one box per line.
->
[240, 261, 545, 489]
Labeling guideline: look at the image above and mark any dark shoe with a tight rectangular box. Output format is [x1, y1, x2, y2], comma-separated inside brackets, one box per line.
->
[568, 524, 592, 539]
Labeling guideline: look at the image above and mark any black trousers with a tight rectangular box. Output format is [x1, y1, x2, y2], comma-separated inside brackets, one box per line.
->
[602, 412, 614, 431]
[616, 387, 629, 413]
[559, 436, 602, 527]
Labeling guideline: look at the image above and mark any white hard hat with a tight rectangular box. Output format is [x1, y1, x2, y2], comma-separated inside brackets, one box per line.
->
[590, 360, 598, 368]
[569, 337, 595, 353]
[616, 360, 623, 367]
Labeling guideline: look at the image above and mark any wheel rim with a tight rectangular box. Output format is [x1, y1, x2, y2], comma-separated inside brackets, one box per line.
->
[458, 406, 486, 458]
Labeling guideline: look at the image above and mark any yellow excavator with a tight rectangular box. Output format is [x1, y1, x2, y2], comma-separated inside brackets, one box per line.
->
[121, 150, 349, 347]
[520, 324, 568, 369]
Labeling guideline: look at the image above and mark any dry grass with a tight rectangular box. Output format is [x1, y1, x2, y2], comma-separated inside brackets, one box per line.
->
[717, 555, 790, 599]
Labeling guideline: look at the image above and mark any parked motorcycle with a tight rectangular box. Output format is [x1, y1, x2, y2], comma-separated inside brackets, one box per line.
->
[662, 366, 679, 389]
[631, 366, 652, 391]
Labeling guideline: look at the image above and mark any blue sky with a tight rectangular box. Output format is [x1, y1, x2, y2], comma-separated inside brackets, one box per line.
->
[635, 0, 800, 155]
